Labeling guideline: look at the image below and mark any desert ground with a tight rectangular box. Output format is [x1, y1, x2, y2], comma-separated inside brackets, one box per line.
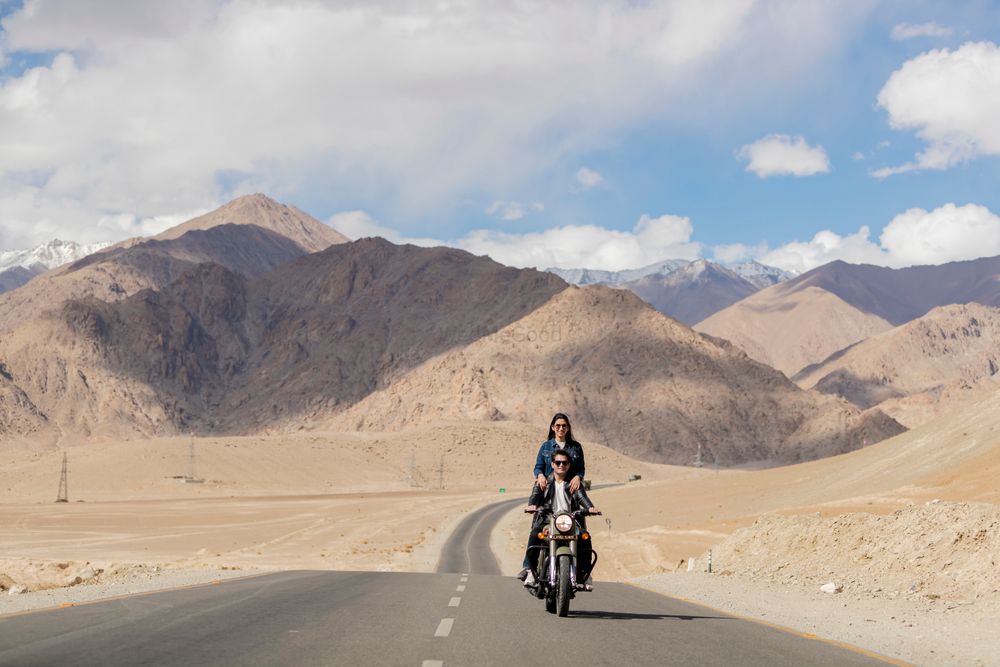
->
[3, 399, 1000, 665]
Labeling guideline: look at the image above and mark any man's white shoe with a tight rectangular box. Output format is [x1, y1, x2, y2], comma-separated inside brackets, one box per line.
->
[523, 571, 536, 587]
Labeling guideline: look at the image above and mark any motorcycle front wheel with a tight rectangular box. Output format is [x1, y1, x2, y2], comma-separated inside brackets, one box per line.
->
[556, 554, 571, 617]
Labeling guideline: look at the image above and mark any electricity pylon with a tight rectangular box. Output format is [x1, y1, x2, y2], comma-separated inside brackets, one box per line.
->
[56, 452, 68, 503]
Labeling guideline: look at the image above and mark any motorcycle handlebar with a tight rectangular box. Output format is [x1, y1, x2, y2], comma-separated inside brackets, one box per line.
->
[524, 507, 602, 516]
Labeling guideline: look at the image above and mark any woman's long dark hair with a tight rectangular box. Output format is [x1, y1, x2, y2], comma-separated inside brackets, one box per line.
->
[547, 412, 579, 446]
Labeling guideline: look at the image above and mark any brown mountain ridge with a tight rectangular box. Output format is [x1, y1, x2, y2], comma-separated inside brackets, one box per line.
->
[794, 303, 1000, 428]
[0, 196, 904, 465]
[697, 256, 1000, 377]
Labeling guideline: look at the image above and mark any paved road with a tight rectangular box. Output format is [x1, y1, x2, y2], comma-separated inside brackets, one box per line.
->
[0, 571, 894, 666]
[0, 496, 898, 666]
[436, 497, 523, 574]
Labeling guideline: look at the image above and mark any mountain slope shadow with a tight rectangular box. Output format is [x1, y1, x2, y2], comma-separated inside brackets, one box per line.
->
[20, 237, 568, 435]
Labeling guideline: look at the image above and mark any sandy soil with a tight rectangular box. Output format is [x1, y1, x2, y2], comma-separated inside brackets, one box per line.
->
[4, 398, 1000, 664]
[633, 572, 997, 667]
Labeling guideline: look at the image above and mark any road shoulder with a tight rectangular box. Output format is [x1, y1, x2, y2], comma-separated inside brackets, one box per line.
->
[632, 572, 999, 666]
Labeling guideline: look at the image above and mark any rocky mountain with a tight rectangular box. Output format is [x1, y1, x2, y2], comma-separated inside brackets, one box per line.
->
[0, 265, 44, 294]
[154, 193, 349, 252]
[697, 256, 1000, 377]
[0, 239, 114, 295]
[323, 284, 903, 465]
[0, 195, 345, 331]
[793, 303, 1000, 427]
[550, 258, 793, 326]
[0, 228, 903, 464]
[730, 260, 795, 290]
[0, 237, 568, 440]
[623, 259, 758, 325]
[0, 239, 113, 272]
[546, 259, 689, 286]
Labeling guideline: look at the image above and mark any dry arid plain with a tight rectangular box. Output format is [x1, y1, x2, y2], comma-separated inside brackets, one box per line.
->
[3, 395, 1000, 664]
[3, 197, 1000, 665]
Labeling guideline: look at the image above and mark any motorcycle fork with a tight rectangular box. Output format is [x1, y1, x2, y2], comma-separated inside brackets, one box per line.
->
[569, 540, 578, 586]
[548, 539, 579, 586]
[547, 538, 557, 584]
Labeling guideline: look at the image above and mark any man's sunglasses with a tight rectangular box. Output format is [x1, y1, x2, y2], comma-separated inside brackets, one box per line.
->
[552, 460, 570, 467]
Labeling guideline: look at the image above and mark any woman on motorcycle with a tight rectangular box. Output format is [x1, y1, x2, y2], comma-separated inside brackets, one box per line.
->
[520, 448, 599, 588]
[519, 414, 587, 582]
[533, 413, 586, 493]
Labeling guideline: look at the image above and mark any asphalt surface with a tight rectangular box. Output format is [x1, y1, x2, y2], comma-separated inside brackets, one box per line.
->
[0, 497, 898, 667]
[435, 496, 524, 575]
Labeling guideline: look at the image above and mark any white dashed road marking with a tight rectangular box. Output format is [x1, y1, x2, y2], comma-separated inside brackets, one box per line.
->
[448, 597, 461, 607]
[460, 576, 468, 582]
[422, 661, 443, 667]
[456, 585, 465, 592]
[434, 618, 454, 638]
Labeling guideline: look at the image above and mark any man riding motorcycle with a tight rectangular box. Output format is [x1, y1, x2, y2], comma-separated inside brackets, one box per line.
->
[522, 448, 600, 589]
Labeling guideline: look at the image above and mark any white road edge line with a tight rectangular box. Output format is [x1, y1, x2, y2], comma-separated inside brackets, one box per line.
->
[449, 597, 461, 607]
[422, 661, 444, 667]
[456, 585, 466, 592]
[435, 618, 454, 638]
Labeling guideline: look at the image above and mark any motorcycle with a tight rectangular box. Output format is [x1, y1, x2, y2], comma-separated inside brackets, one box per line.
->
[524, 507, 601, 617]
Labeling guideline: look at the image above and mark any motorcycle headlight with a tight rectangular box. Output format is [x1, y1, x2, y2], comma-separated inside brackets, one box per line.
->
[555, 514, 574, 533]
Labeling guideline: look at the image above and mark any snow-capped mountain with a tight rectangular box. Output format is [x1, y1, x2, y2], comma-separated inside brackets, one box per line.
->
[547, 258, 792, 289]
[547, 257, 795, 325]
[0, 239, 112, 272]
[730, 260, 796, 290]
[546, 258, 689, 285]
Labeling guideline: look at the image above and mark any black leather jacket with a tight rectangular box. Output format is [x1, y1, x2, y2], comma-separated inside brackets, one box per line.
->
[527, 475, 595, 531]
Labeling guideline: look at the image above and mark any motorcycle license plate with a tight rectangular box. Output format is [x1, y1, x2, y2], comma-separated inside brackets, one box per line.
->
[550, 535, 575, 540]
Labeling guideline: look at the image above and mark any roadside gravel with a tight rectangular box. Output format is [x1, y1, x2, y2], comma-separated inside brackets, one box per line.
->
[633, 571, 998, 667]
[0, 564, 254, 616]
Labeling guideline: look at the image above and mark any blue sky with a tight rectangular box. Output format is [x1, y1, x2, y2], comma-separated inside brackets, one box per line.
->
[1, 1, 999, 273]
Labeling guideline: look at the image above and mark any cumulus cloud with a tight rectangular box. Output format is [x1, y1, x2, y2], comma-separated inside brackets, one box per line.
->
[890, 22, 953, 41]
[758, 203, 1000, 273]
[712, 242, 769, 265]
[485, 201, 544, 221]
[0, 182, 205, 250]
[880, 203, 1000, 266]
[328, 210, 442, 247]
[330, 209, 700, 271]
[576, 167, 606, 189]
[0, 0, 872, 247]
[329, 202, 1000, 275]
[874, 41, 1000, 177]
[736, 134, 831, 177]
[457, 213, 701, 270]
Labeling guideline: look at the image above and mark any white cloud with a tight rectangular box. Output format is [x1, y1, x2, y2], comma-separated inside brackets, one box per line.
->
[880, 203, 1000, 266]
[736, 134, 831, 177]
[890, 22, 953, 41]
[851, 151, 866, 161]
[330, 209, 700, 271]
[0, 1, 873, 247]
[327, 210, 441, 247]
[331, 202, 1000, 275]
[875, 41, 1000, 176]
[457, 212, 701, 270]
[0, 182, 205, 249]
[712, 242, 769, 265]
[758, 203, 1000, 273]
[485, 200, 543, 221]
[576, 167, 606, 189]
